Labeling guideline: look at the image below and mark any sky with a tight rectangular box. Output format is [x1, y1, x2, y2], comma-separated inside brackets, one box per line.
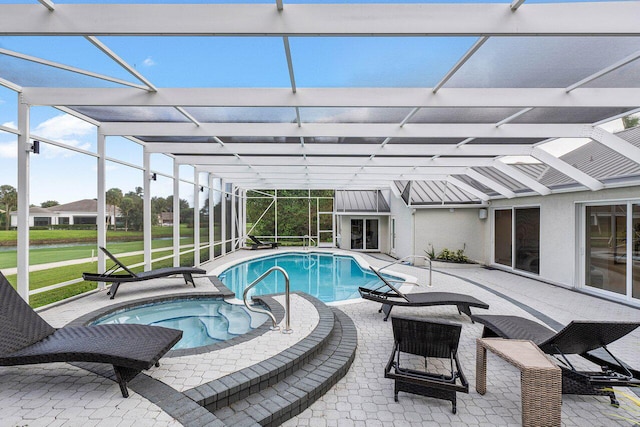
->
[0, 0, 638, 204]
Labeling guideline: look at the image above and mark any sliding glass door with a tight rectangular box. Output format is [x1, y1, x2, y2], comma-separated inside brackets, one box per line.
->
[584, 202, 639, 301]
[493, 207, 540, 274]
[351, 218, 379, 251]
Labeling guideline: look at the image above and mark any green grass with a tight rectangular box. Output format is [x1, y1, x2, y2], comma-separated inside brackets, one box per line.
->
[0, 226, 191, 245]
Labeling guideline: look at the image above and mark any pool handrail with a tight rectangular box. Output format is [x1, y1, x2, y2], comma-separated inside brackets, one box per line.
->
[242, 266, 292, 334]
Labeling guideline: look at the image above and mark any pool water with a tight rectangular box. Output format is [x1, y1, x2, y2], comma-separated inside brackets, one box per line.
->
[219, 252, 396, 303]
[92, 298, 269, 349]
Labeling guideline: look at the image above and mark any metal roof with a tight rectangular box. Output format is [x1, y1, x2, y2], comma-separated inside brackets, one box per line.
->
[335, 190, 390, 213]
[1, 1, 639, 198]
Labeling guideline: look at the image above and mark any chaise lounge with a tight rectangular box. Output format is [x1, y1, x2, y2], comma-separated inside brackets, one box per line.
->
[471, 314, 640, 405]
[359, 267, 489, 321]
[0, 272, 182, 398]
[385, 315, 469, 413]
[247, 235, 280, 250]
[82, 246, 206, 299]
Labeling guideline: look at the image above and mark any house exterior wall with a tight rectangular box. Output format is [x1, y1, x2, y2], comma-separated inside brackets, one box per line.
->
[485, 185, 640, 288]
[389, 192, 414, 259]
[413, 208, 487, 263]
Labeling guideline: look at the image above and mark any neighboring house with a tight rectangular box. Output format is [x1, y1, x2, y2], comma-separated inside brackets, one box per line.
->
[10, 199, 118, 227]
[158, 211, 173, 226]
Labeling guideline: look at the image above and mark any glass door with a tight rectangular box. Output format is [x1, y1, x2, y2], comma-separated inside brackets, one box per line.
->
[351, 218, 379, 251]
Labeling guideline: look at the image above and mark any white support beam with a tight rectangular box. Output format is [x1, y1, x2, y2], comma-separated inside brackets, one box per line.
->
[531, 147, 604, 191]
[161, 143, 532, 157]
[566, 49, 640, 92]
[1, 3, 638, 35]
[492, 160, 551, 195]
[465, 169, 517, 198]
[446, 176, 490, 201]
[16, 103, 30, 302]
[85, 36, 158, 92]
[179, 155, 497, 167]
[283, 36, 297, 93]
[0, 124, 20, 136]
[175, 106, 201, 126]
[193, 173, 200, 266]
[97, 131, 106, 287]
[143, 149, 152, 270]
[37, 0, 55, 11]
[0, 48, 149, 90]
[102, 122, 587, 139]
[204, 166, 471, 175]
[172, 160, 180, 267]
[22, 87, 640, 108]
[510, 0, 526, 12]
[0, 76, 22, 92]
[590, 127, 640, 166]
[433, 36, 488, 93]
[495, 107, 534, 127]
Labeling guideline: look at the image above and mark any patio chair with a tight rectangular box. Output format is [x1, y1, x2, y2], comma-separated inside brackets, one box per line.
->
[82, 246, 206, 299]
[385, 315, 469, 413]
[471, 314, 640, 406]
[0, 272, 182, 398]
[247, 235, 280, 250]
[358, 267, 489, 321]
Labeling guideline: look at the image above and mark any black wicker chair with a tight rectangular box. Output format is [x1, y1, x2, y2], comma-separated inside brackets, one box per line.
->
[0, 272, 182, 397]
[82, 246, 206, 299]
[385, 315, 469, 413]
[472, 314, 640, 406]
[359, 267, 489, 321]
[247, 235, 280, 250]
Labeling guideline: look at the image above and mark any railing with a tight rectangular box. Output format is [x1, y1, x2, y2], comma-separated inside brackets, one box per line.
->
[377, 255, 432, 287]
[242, 266, 292, 334]
[303, 235, 316, 251]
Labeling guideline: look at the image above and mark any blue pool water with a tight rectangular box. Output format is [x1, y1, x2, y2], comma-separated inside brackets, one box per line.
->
[219, 252, 399, 303]
[92, 298, 269, 349]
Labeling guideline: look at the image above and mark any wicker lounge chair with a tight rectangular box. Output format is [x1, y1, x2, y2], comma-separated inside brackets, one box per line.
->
[0, 272, 182, 397]
[247, 235, 280, 250]
[82, 246, 206, 299]
[385, 315, 469, 413]
[358, 267, 489, 321]
[471, 314, 640, 405]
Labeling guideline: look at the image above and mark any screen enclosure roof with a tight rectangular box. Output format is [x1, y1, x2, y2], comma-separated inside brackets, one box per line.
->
[1, 0, 640, 204]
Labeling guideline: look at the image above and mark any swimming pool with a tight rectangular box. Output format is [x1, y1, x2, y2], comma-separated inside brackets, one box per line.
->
[219, 252, 400, 303]
[92, 297, 269, 350]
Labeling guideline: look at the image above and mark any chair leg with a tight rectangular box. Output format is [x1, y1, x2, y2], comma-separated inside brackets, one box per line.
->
[108, 282, 120, 299]
[382, 304, 393, 321]
[112, 366, 141, 398]
[184, 272, 196, 288]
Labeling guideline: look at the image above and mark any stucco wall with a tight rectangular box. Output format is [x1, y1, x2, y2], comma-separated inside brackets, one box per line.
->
[413, 208, 487, 263]
[486, 186, 640, 287]
[389, 192, 414, 259]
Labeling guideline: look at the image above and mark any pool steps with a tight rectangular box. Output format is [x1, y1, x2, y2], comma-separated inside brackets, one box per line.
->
[183, 293, 357, 427]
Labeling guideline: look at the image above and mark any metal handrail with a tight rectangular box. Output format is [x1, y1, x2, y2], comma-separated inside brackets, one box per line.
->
[377, 255, 432, 287]
[303, 235, 316, 250]
[242, 266, 292, 333]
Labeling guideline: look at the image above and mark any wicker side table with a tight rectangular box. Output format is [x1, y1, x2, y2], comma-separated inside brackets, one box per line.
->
[476, 338, 562, 427]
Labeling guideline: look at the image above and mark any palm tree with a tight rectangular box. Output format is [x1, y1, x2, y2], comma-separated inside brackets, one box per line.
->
[105, 188, 123, 231]
[0, 185, 17, 230]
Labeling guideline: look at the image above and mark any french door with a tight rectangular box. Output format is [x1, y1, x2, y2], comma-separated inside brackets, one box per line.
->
[351, 218, 379, 251]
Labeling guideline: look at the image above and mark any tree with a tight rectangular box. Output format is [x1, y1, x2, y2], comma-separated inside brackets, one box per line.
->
[622, 115, 639, 129]
[0, 185, 17, 230]
[40, 200, 59, 208]
[106, 188, 123, 230]
[118, 196, 136, 231]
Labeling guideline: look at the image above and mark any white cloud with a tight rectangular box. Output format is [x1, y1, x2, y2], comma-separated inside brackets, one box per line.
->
[32, 114, 94, 157]
[34, 114, 94, 140]
[0, 141, 16, 159]
[142, 56, 156, 67]
[2, 121, 16, 128]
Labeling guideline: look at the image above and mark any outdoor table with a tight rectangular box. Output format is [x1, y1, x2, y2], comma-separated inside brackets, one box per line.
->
[476, 338, 562, 427]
